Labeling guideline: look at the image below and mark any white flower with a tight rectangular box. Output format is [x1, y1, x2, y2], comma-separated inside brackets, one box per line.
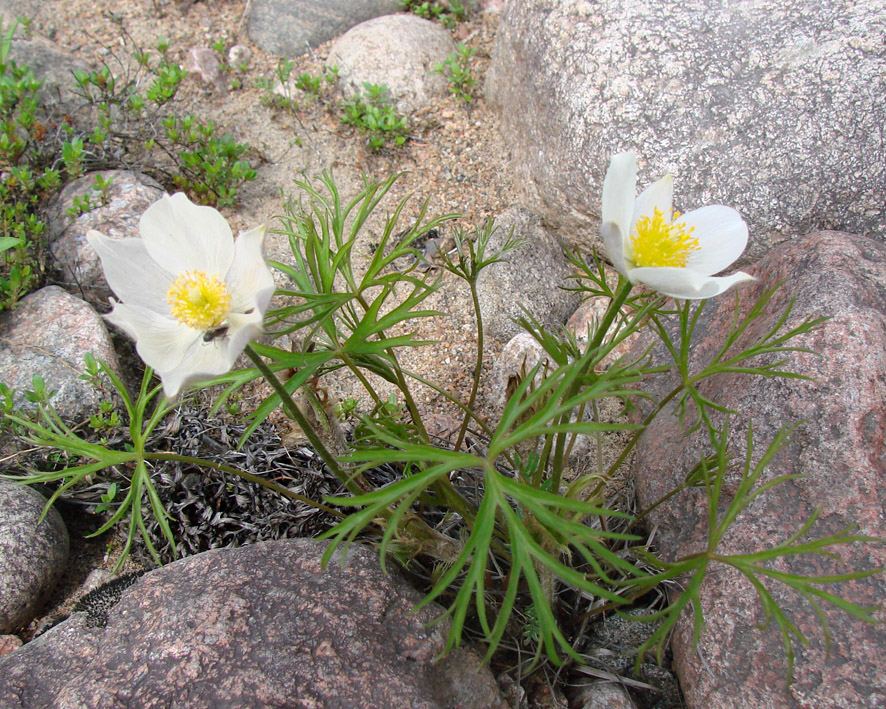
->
[87, 192, 275, 398]
[601, 152, 755, 299]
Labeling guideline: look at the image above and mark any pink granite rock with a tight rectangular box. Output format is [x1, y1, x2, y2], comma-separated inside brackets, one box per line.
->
[0, 538, 507, 708]
[628, 231, 886, 707]
[0, 634, 22, 656]
[0, 286, 121, 421]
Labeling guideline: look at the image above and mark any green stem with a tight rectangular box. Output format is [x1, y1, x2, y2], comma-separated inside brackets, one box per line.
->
[623, 478, 689, 535]
[339, 350, 383, 406]
[244, 344, 365, 495]
[550, 278, 634, 492]
[347, 295, 478, 527]
[357, 292, 430, 443]
[455, 279, 484, 452]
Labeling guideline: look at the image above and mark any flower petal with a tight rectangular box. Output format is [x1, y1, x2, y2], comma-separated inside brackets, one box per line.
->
[158, 310, 264, 398]
[87, 231, 174, 314]
[225, 225, 276, 316]
[681, 205, 749, 276]
[104, 301, 199, 374]
[632, 173, 673, 227]
[139, 193, 235, 276]
[601, 222, 629, 276]
[629, 266, 756, 299]
[601, 153, 637, 266]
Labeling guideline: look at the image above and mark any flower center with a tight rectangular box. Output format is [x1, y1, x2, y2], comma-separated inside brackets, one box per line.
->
[630, 207, 700, 268]
[166, 270, 231, 330]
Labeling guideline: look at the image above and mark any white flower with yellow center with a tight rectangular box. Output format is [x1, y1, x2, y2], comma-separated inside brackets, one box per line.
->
[87, 192, 275, 398]
[601, 152, 755, 299]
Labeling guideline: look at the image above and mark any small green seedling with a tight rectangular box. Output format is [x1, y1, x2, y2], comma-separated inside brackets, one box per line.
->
[432, 43, 477, 103]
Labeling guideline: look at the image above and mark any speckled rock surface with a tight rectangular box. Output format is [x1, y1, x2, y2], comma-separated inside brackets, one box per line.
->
[0, 480, 69, 634]
[46, 171, 164, 307]
[628, 231, 886, 707]
[0, 1, 37, 22]
[0, 634, 23, 656]
[247, 0, 401, 57]
[485, 0, 886, 261]
[477, 206, 580, 341]
[327, 14, 455, 113]
[8, 35, 90, 109]
[488, 332, 548, 411]
[0, 538, 508, 708]
[575, 682, 635, 709]
[566, 295, 639, 370]
[0, 286, 121, 420]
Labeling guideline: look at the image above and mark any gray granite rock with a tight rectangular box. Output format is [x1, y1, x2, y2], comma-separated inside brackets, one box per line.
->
[486, 0, 886, 262]
[46, 171, 164, 307]
[8, 36, 90, 109]
[0, 538, 507, 708]
[477, 206, 580, 342]
[327, 14, 455, 113]
[0, 3, 38, 28]
[247, 0, 401, 57]
[628, 231, 886, 707]
[0, 480, 68, 634]
[0, 286, 121, 421]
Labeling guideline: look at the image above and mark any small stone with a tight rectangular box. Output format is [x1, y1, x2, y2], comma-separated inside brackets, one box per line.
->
[227, 44, 251, 69]
[488, 332, 548, 411]
[574, 682, 634, 709]
[0, 635, 22, 657]
[8, 37, 90, 110]
[247, 0, 401, 57]
[566, 295, 640, 370]
[184, 47, 223, 87]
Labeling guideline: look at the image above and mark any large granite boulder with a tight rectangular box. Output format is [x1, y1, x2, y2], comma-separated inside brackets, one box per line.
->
[247, 0, 401, 57]
[0, 480, 69, 634]
[486, 0, 886, 261]
[0, 538, 507, 708]
[629, 231, 886, 707]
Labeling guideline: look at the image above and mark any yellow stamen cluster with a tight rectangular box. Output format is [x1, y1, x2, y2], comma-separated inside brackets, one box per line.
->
[630, 207, 700, 269]
[166, 270, 231, 330]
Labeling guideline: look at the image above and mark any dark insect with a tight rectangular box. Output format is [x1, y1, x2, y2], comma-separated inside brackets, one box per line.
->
[202, 325, 229, 342]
